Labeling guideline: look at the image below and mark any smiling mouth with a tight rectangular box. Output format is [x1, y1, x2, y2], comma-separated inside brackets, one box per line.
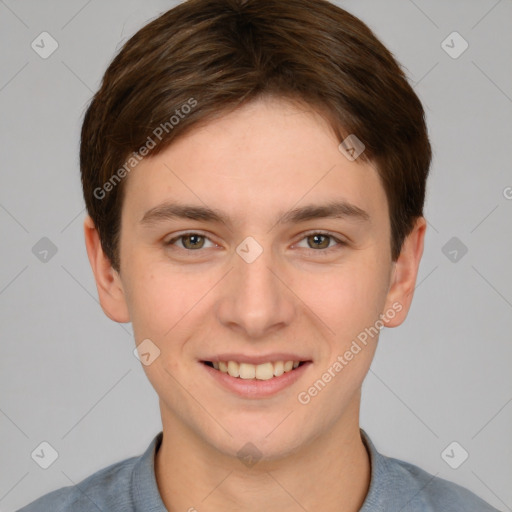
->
[202, 360, 309, 380]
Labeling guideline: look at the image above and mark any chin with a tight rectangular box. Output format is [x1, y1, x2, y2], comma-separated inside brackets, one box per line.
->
[206, 421, 307, 464]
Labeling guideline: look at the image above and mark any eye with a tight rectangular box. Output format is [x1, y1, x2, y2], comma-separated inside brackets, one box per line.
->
[164, 231, 346, 255]
[165, 232, 216, 251]
[294, 231, 346, 253]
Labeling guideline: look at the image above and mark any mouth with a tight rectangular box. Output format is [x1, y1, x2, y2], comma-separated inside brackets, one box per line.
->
[201, 359, 310, 381]
[200, 358, 312, 398]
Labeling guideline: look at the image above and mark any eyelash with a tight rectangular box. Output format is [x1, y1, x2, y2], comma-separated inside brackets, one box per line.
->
[165, 230, 346, 256]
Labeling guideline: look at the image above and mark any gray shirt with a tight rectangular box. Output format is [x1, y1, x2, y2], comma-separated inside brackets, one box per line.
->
[18, 429, 499, 511]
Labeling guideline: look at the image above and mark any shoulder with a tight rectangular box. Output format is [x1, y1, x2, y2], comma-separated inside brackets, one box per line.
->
[360, 430, 500, 512]
[389, 456, 499, 511]
[17, 455, 139, 512]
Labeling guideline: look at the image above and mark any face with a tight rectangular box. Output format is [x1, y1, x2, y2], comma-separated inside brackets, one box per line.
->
[85, 96, 425, 462]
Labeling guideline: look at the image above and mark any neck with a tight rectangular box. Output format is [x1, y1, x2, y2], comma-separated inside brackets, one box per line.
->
[155, 396, 370, 512]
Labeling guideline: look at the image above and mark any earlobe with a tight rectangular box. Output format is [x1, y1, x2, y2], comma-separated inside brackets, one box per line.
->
[382, 217, 426, 328]
[83, 215, 131, 323]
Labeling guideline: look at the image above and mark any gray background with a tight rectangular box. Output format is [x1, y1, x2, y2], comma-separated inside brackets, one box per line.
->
[1, 0, 511, 510]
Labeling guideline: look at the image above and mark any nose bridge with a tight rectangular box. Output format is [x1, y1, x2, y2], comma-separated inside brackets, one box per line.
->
[216, 236, 294, 337]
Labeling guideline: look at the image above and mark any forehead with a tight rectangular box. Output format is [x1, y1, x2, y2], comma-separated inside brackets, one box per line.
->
[121, 97, 388, 227]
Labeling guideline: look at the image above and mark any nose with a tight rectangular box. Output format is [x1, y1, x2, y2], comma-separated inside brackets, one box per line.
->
[215, 240, 296, 339]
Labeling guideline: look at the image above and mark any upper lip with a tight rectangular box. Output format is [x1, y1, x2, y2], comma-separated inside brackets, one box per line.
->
[201, 353, 312, 365]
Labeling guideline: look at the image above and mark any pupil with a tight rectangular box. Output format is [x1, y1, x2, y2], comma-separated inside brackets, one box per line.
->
[310, 234, 328, 249]
[186, 235, 203, 249]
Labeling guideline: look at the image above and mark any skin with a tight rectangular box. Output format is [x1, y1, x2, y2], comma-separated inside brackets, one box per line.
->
[84, 96, 426, 512]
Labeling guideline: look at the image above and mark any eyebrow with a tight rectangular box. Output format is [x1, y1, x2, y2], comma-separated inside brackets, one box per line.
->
[140, 200, 370, 227]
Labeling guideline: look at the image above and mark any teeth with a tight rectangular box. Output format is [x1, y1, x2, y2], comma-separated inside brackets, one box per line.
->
[239, 362, 255, 379]
[227, 360, 239, 377]
[273, 361, 284, 377]
[255, 362, 274, 380]
[210, 360, 302, 380]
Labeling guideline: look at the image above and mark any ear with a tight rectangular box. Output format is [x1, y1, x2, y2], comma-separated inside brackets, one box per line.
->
[382, 217, 426, 328]
[83, 215, 130, 323]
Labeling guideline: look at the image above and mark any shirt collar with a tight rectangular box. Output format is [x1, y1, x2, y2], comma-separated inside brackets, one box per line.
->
[131, 431, 167, 511]
[130, 428, 391, 511]
[359, 427, 394, 510]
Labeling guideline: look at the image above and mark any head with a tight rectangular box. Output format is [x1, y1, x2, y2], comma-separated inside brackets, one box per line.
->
[82, 0, 430, 461]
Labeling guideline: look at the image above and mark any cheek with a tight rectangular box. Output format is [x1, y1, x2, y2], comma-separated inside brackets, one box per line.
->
[123, 261, 217, 346]
[121, 260, 177, 341]
[293, 257, 390, 341]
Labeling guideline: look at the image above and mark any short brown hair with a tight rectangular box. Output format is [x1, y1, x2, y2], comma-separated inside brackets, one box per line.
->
[80, 0, 431, 272]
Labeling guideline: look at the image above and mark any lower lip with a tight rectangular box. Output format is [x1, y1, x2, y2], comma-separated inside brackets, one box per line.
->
[201, 362, 312, 399]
